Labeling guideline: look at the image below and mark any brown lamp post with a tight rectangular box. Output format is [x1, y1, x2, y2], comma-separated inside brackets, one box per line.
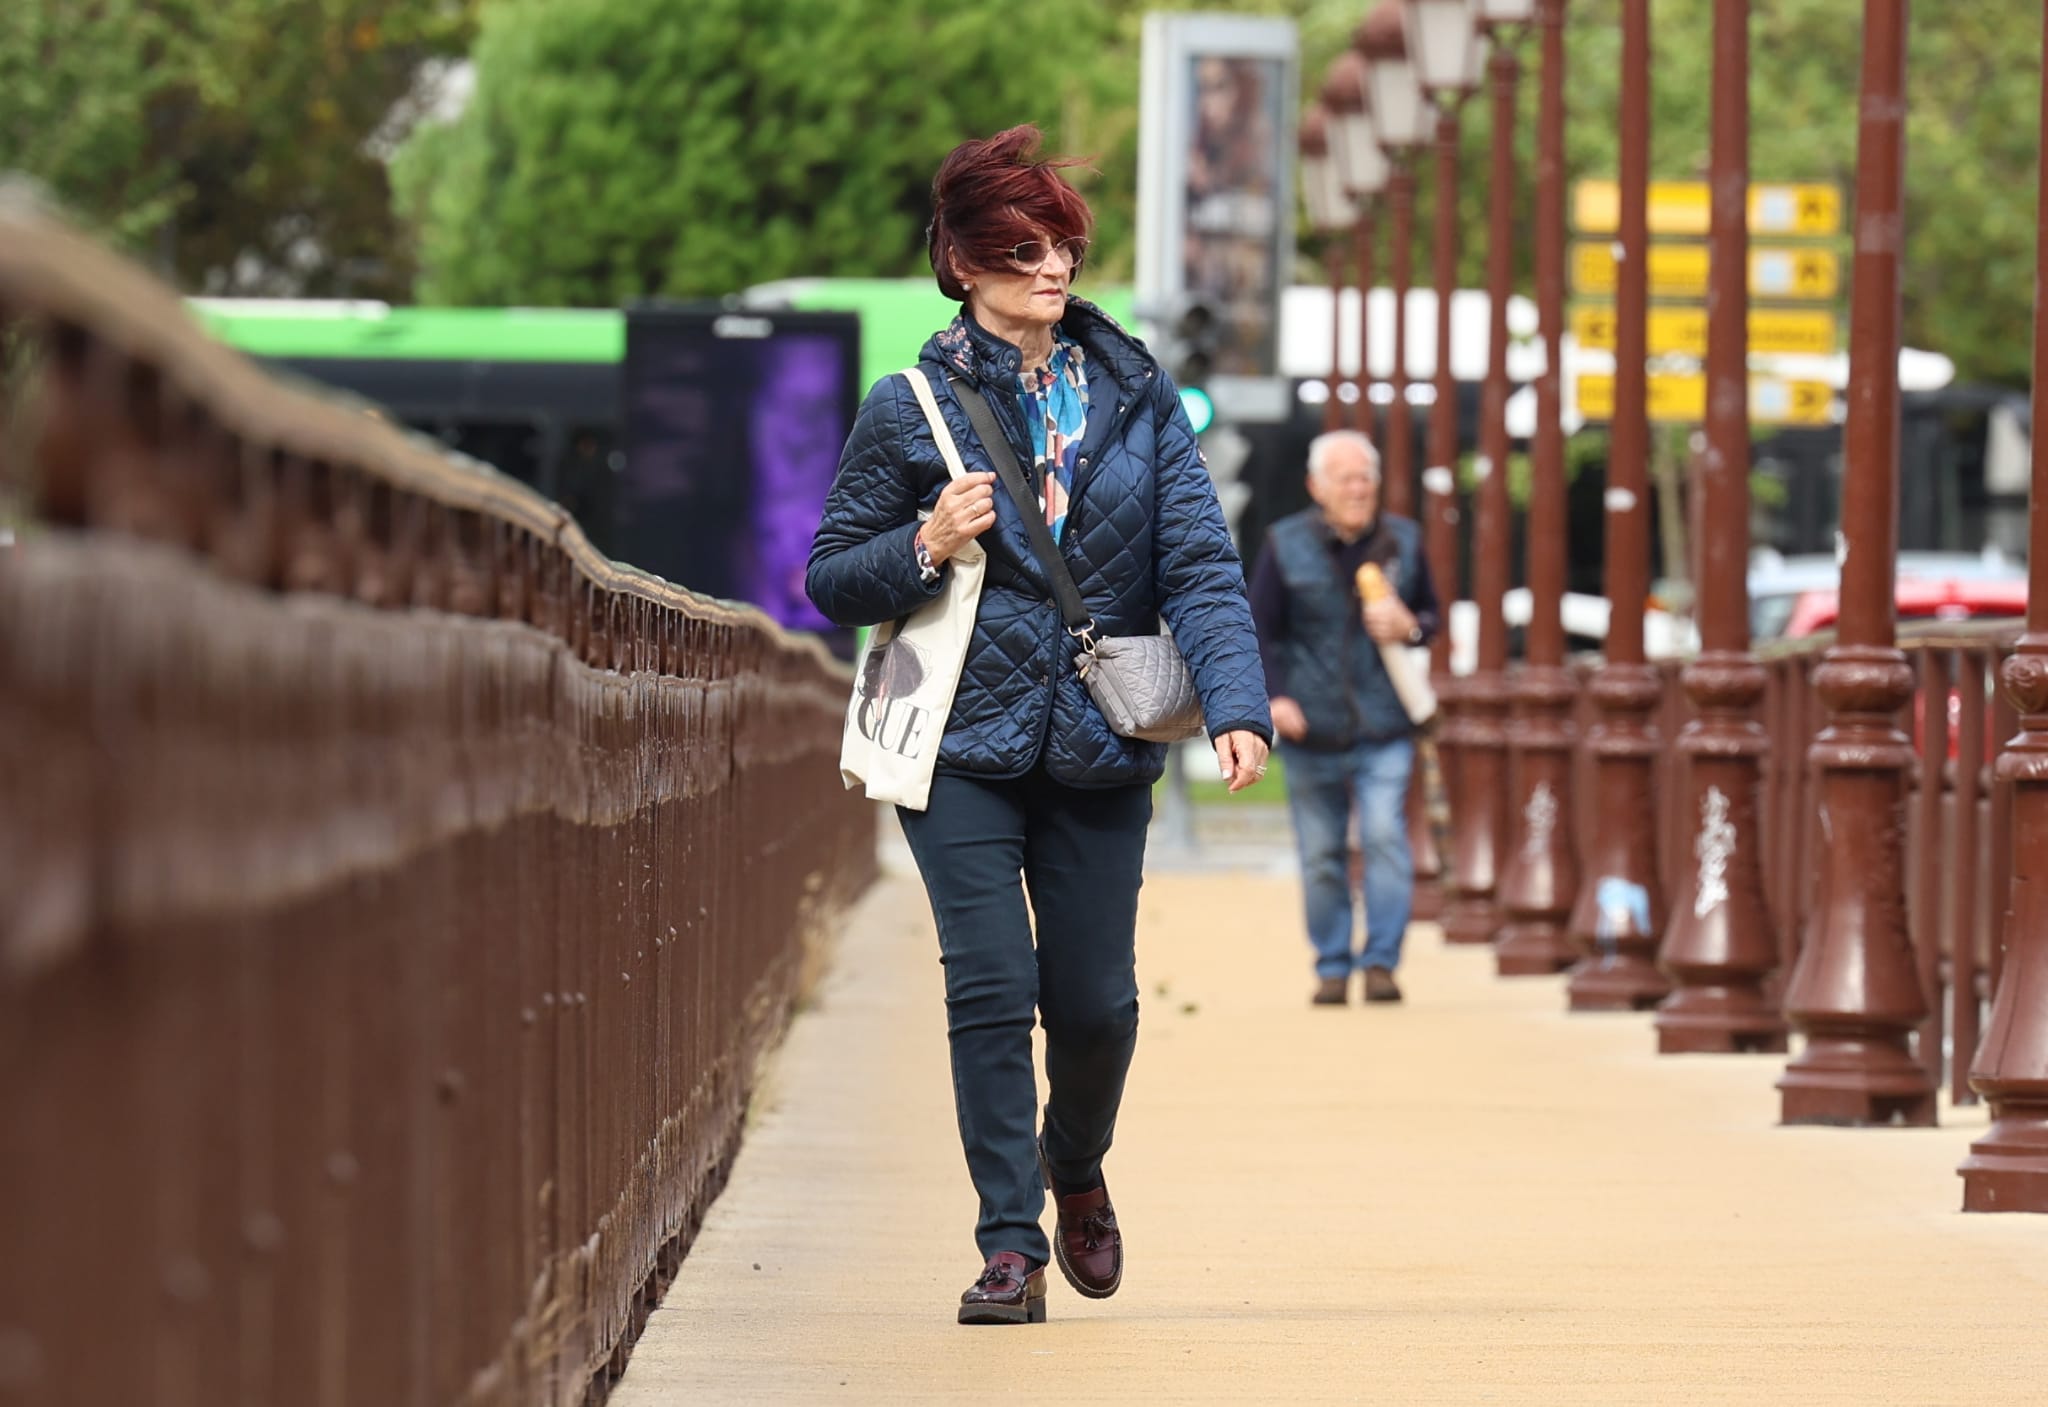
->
[1494, 0, 1582, 978]
[1959, 0, 2048, 1208]
[1563, 0, 1670, 1010]
[1652, 0, 1785, 1052]
[1300, 106, 1357, 433]
[1776, 0, 1934, 1125]
[1360, 1, 1446, 917]
[1447, 0, 1537, 956]
[1359, 3, 1432, 517]
[1323, 52, 1392, 442]
[1405, 0, 1492, 943]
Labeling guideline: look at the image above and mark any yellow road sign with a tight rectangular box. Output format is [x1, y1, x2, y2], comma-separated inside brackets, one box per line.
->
[1571, 304, 1839, 357]
[1572, 180, 1843, 237]
[1570, 242, 1841, 300]
[1574, 372, 1833, 425]
[1751, 247, 1841, 299]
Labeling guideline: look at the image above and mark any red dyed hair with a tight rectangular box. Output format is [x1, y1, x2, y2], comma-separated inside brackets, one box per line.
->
[926, 125, 1095, 302]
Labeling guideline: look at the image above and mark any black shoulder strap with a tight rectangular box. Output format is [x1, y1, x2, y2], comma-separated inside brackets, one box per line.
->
[952, 379, 1096, 638]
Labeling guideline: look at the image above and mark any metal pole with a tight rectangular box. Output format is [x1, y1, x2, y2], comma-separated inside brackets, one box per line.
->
[1777, 0, 1934, 1124]
[1325, 237, 1347, 432]
[1353, 203, 1378, 441]
[1653, 0, 1786, 1052]
[1564, 0, 1670, 1010]
[1385, 159, 1445, 917]
[1424, 106, 1464, 666]
[1443, 41, 1518, 947]
[1959, 0, 2048, 1209]
[1426, 102, 1474, 939]
[1495, 0, 1581, 977]
[1386, 164, 1418, 518]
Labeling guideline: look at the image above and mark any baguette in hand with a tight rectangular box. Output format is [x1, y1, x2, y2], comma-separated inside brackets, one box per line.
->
[1356, 560, 1394, 604]
[1354, 561, 1436, 726]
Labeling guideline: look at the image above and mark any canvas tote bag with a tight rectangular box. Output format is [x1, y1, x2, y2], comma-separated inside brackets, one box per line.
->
[837, 367, 987, 811]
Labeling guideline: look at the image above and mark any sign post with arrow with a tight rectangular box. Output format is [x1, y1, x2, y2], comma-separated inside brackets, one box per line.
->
[1567, 177, 1843, 426]
[1570, 243, 1840, 300]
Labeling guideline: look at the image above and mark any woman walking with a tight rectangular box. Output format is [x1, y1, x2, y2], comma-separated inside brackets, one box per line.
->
[806, 125, 1271, 1324]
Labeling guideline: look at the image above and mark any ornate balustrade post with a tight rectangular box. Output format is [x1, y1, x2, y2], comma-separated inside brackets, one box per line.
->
[1564, 0, 1669, 1010]
[1777, 0, 1935, 1125]
[1653, 0, 1785, 1052]
[1495, 0, 1581, 976]
[1958, 0, 2048, 1205]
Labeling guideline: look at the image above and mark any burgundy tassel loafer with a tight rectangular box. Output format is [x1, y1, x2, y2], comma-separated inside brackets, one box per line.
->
[957, 1251, 1048, 1325]
[1038, 1140, 1122, 1299]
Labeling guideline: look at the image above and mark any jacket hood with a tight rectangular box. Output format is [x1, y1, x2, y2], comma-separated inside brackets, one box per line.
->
[920, 297, 1156, 394]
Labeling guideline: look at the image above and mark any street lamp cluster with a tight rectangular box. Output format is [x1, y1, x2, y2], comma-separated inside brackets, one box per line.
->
[1294, 0, 2048, 1210]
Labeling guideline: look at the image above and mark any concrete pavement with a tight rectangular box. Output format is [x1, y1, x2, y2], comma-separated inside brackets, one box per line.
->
[612, 824, 2048, 1405]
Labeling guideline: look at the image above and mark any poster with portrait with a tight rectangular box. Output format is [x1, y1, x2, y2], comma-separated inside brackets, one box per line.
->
[1181, 53, 1288, 376]
[1138, 14, 1297, 403]
[618, 308, 861, 647]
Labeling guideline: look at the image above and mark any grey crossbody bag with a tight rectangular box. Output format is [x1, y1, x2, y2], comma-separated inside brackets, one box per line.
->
[953, 380, 1205, 744]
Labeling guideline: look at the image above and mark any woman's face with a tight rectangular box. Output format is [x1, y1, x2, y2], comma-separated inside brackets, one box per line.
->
[963, 231, 1083, 336]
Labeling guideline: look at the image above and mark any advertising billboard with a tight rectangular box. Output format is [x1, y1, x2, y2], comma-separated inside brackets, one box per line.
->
[1137, 13, 1298, 414]
[618, 307, 861, 642]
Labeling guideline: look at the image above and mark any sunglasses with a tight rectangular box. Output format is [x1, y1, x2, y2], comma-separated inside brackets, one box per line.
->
[1004, 237, 1089, 275]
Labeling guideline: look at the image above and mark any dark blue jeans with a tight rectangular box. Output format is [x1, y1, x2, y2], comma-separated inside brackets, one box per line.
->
[1280, 736, 1416, 979]
[897, 768, 1152, 1265]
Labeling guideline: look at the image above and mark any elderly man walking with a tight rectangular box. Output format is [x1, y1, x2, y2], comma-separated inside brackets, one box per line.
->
[1248, 431, 1440, 1005]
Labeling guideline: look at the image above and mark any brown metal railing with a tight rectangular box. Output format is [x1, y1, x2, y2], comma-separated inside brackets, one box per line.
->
[1544, 621, 2015, 1101]
[0, 198, 875, 1406]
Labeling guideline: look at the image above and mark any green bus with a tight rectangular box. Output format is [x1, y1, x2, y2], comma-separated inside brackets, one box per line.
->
[189, 281, 1139, 543]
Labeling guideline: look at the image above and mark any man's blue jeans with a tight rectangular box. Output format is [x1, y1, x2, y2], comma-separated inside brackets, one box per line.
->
[1280, 736, 1416, 978]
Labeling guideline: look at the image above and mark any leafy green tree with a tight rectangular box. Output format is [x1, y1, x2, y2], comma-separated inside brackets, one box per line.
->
[394, 0, 1118, 306]
[389, 0, 2037, 387]
[1533, 0, 2038, 383]
[0, 0, 475, 297]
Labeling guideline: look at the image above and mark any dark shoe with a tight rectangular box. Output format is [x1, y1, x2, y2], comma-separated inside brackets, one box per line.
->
[1038, 1140, 1123, 1299]
[1363, 966, 1403, 1003]
[958, 1251, 1047, 1325]
[1312, 975, 1349, 1006]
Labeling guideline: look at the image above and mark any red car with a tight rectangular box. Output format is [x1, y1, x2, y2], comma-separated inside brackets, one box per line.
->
[1781, 577, 2028, 638]
[1789, 580, 2032, 762]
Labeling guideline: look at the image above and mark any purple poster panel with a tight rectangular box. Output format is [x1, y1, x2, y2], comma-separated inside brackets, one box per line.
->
[619, 312, 858, 637]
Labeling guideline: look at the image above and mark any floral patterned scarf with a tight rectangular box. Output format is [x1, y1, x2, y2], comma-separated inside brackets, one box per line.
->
[1013, 331, 1089, 543]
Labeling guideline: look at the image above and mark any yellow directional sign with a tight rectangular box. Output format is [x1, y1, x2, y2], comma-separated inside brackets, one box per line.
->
[1751, 184, 1843, 238]
[1571, 304, 1839, 357]
[1574, 372, 1833, 426]
[1751, 247, 1841, 299]
[1573, 180, 1843, 237]
[1570, 242, 1841, 300]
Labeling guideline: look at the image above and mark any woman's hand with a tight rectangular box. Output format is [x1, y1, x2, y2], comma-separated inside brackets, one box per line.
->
[918, 472, 1000, 564]
[1214, 729, 1271, 794]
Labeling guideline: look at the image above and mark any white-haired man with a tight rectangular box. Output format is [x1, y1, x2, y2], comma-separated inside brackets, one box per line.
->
[1247, 430, 1440, 1005]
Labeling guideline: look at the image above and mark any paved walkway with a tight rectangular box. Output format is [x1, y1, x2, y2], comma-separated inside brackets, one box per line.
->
[614, 821, 2048, 1405]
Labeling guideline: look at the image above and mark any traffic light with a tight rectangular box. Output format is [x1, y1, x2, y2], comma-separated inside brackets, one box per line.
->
[1170, 297, 1220, 385]
[1163, 295, 1224, 432]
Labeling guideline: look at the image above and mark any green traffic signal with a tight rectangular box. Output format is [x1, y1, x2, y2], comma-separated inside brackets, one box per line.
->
[1178, 385, 1215, 434]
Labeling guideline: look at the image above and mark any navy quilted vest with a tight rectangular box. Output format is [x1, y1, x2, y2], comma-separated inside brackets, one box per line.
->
[1267, 509, 1424, 746]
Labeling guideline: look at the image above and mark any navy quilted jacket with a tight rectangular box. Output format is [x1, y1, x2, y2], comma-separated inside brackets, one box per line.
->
[806, 300, 1271, 787]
